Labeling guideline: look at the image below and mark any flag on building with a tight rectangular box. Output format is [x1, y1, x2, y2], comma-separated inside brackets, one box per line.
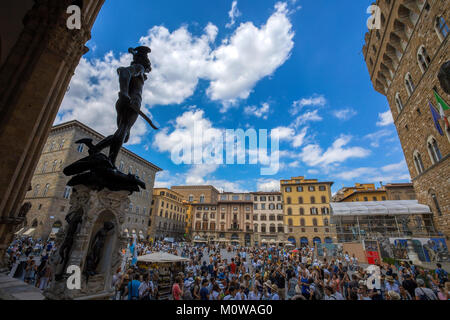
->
[433, 90, 450, 128]
[429, 101, 444, 136]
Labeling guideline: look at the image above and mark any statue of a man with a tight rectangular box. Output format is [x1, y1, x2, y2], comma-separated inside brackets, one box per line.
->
[85, 221, 115, 276]
[79, 46, 155, 166]
[56, 207, 84, 279]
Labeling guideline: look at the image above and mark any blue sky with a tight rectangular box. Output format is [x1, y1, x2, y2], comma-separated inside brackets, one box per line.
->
[56, 0, 411, 194]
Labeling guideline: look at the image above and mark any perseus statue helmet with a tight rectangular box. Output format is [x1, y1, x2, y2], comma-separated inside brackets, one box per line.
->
[128, 46, 152, 73]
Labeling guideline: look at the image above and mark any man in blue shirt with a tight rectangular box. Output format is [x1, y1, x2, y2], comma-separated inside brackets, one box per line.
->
[127, 273, 141, 300]
[200, 279, 210, 300]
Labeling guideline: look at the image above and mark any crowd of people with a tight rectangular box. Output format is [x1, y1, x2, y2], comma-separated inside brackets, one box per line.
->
[5, 237, 55, 290]
[3, 236, 449, 300]
[111, 242, 450, 301]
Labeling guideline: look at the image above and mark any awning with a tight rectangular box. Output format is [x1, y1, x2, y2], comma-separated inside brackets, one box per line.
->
[330, 200, 431, 217]
[14, 227, 25, 235]
[137, 252, 190, 264]
[23, 228, 35, 236]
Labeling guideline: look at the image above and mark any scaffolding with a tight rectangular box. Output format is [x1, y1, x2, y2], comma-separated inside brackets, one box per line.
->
[330, 200, 440, 243]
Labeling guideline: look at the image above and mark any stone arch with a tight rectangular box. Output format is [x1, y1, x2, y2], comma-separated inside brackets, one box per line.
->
[86, 209, 119, 276]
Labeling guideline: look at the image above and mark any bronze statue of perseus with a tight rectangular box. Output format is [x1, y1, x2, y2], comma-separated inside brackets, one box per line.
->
[64, 46, 158, 193]
[77, 46, 157, 166]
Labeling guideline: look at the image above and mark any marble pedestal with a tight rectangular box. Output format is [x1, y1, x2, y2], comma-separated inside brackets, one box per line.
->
[44, 185, 129, 300]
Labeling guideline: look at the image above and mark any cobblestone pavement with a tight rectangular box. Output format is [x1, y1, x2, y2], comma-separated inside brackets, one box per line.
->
[0, 273, 44, 300]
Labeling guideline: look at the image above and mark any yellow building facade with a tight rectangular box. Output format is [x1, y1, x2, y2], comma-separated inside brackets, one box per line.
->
[337, 183, 387, 202]
[280, 176, 336, 247]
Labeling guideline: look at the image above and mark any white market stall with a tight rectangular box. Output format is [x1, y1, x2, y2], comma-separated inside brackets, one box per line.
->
[137, 252, 190, 300]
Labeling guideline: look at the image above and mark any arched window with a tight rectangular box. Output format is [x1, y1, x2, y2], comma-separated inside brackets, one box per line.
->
[33, 184, 40, 197]
[286, 197, 291, 204]
[321, 196, 326, 203]
[269, 203, 275, 210]
[427, 136, 442, 164]
[43, 184, 50, 197]
[59, 139, 65, 150]
[310, 207, 318, 215]
[41, 161, 48, 173]
[63, 186, 71, 199]
[298, 197, 303, 204]
[188, 195, 194, 202]
[323, 218, 329, 226]
[417, 46, 431, 73]
[405, 73, 415, 96]
[430, 191, 442, 216]
[299, 207, 304, 215]
[77, 143, 84, 153]
[313, 218, 318, 226]
[49, 141, 55, 152]
[395, 92, 404, 113]
[310, 196, 315, 204]
[435, 16, 449, 41]
[119, 161, 124, 172]
[200, 194, 205, 203]
[287, 208, 292, 216]
[300, 218, 305, 227]
[254, 224, 258, 232]
[52, 160, 58, 172]
[413, 150, 425, 175]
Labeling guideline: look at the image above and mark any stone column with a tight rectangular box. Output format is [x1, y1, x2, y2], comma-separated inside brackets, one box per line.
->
[0, 0, 105, 264]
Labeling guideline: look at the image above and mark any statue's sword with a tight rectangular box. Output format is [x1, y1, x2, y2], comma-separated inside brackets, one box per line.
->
[138, 110, 159, 130]
[125, 102, 158, 130]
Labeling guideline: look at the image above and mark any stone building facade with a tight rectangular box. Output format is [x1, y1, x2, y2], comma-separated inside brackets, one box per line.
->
[148, 188, 187, 241]
[171, 186, 254, 246]
[0, 0, 106, 264]
[281, 177, 336, 247]
[251, 192, 287, 246]
[384, 183, 417, 200]
[363, 0, 450, 237]
[20, 120, 161, 240]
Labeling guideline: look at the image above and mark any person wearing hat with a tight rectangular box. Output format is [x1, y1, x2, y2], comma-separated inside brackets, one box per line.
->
[271, 284, 280, 300]
[386, 290, 400, 300]
[385, 275, 400, 294]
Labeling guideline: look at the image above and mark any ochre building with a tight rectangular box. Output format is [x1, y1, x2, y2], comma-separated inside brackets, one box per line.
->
[148, 188, 187, 242]
[280, 176, 336, 247]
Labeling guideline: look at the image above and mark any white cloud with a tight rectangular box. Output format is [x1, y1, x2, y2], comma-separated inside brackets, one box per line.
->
[376, 109, 394, 126]
[256, 179, 280, 192]
[226, 1, 241, 28]
[153, 108, 224, 165]
[271, 126, 308, 148]
[207, 2, 294, 109]
[244, 102, 270, 119]
[290, 95, 326, 115]
[300, 135, 371, 167]
[332, 108, 357, 120]
[381, 160, 407, 172]
[293, 110, 323, 127]
[333, 160, 411, 182]
[364, 129, 396, 147]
